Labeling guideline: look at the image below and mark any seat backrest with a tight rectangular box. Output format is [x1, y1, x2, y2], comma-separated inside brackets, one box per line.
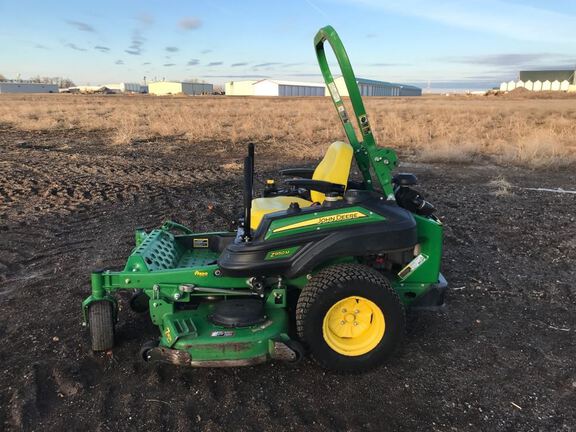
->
[311, 141, 353, 203]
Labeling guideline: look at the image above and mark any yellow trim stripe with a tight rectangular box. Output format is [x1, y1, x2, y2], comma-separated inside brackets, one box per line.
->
[272, 211, 367, 233]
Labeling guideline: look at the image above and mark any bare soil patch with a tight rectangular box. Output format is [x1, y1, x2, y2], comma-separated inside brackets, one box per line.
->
[0, 123, 575, 431]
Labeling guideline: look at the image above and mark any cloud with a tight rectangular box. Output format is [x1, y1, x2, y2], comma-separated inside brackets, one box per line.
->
[440, 53, 566, 67]
[125, 30, 145, 55]
[204, 74, 269, 78]
[163, 63, 176, 67]
[179, 17, 202, 30]
[66, 20, 96, 32]
[35, 44, 49, 50]
[286, 73, 323, 77]
[521, 62, 576, 71]
[465, 74, 511, 80]
[303, 0, 330, 19]
[94, 45, 110, 52]
[142, 62, 151, 65]
[344, 0, 576, 43]
[137, 13, 154, 25]
[365, 33, 377, 38]
[201, 49, 212, 54]
[370, 62, 409, 67]
[410, 80, 498, 90]
[115, 60, 124, 65]
[231, 62, 249, 67]
[165, 46, 179, 53]
[187, 59, 200, 66]
[65, 43, 87, 52]
[253, 62, 282, 68]
[207, 61, 223, 67]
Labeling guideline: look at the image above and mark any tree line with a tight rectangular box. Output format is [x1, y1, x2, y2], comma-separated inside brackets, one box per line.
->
[0, 73, 75, 88]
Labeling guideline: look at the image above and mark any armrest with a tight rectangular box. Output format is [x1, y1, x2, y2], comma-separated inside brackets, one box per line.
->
[279, 167, 315, 178]
[284, 179, 345, 195]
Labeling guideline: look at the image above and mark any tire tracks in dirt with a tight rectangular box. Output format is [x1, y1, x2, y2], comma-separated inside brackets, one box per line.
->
[1, 125, 575, 431]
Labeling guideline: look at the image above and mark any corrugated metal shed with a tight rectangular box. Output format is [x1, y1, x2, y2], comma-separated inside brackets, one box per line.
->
[148, 81, 213, 95]
[105, 83, 146, 93]
[225, 79, 325, 96]
[333, 77, 421, 97]
[182, 82, 213, 95]
[0, 82, 59, 94]
[520, 70, 575, 85]
[499, 78, 575, 92]
[255, 79, 325, 96]
[278, 84, 325, 96]
[225, 80, 257, 96]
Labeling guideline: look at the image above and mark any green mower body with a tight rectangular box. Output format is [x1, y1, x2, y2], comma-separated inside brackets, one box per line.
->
[83, 26, 447, 372]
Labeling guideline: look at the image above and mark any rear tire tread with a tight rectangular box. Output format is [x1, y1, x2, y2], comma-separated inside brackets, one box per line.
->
[296, 263, 405, 373]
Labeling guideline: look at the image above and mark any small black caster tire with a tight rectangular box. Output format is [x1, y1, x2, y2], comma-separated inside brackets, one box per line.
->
[285, 340, 305, 365]
[139, 340, 159, 362]
[88, 301, 115, 351]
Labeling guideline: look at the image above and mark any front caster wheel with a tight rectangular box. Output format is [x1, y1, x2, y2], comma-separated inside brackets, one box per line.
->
[285, 340, 305, 365]
[139, 340, 159, 362]
[88, 301, 115, 351]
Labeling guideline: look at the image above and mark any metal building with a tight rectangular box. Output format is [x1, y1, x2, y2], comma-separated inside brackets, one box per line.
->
[500, 70, 576, 92]
[104, 83, 147, 93]
[65, 85, 114, 94]
[225, 79, 325, 96]
[332, 77, 422, 97]
[519, 70, 575, 85]
[0, 82, 59, 94]
[225, 80, 258, 96]
[148, 81, 213, 96]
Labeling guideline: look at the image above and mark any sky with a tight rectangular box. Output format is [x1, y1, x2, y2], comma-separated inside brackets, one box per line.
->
[1, 0, 575, 92]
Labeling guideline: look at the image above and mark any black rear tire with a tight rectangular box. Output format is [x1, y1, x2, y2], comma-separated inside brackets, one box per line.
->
[296, 263, 405, 373]
[88, 301, 115, 351]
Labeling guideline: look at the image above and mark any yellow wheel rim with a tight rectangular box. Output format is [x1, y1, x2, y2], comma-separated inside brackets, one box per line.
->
[322, 296, 385, 356]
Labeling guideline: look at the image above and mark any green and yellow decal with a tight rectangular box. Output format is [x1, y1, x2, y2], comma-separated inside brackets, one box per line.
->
[273, 211, 367, 234]
[164, 326, 173, 343]
[265, 246, 301, 260]
[265, 207, 385, 240]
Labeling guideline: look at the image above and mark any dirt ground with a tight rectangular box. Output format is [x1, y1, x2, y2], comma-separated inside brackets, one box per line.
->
[1, 124, 575, 432]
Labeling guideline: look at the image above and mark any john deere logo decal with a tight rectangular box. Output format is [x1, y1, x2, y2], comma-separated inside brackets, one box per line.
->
[318, 212, 364, 224]
[193, 270, 208, 277]
[273, 211, 367, 233]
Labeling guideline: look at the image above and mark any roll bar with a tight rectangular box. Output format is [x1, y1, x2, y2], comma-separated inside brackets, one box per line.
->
[314, 26, 397, 199]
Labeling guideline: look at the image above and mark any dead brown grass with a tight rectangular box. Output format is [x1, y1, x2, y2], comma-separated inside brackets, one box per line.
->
[488, 176, 514, 197]
[1, 93, 575, 167]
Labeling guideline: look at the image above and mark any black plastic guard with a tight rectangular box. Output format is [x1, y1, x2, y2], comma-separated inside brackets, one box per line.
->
[218, 201, 418, 278]
[410, 274, 448, 311]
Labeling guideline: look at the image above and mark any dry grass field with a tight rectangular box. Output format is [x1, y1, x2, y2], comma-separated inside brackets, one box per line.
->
[0, 93, 575, 167]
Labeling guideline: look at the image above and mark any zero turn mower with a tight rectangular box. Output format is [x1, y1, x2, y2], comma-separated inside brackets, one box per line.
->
[82, 26, 447, 372]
